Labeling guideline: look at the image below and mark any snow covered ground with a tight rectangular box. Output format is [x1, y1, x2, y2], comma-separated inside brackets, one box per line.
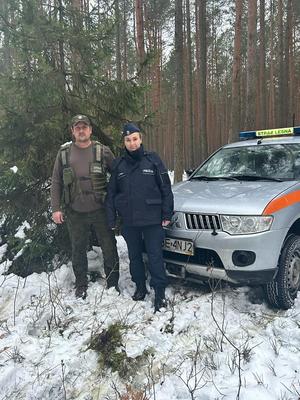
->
[0, 237, 300, 400]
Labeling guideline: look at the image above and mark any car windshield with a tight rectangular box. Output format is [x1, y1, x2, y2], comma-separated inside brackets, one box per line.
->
[192, 143, 300, 181]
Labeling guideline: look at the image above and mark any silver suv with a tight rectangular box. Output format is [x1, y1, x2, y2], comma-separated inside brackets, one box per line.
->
[163, 127, 300, 309]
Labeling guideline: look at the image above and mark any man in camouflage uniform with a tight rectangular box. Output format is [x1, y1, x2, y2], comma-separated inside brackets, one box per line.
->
[51, 115, 119, 299]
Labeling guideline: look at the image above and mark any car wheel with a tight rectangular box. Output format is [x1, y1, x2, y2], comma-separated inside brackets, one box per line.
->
[265, 234, 300, 309]
[264, 280, 280, 308]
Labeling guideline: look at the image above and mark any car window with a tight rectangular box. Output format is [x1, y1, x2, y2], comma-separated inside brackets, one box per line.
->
[194, 143, 300, 181]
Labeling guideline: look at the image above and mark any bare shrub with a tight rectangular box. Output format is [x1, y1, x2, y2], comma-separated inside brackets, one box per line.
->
[5, 346, 25, 363]
[172, 339, 207, 400]
[109, 382, 149, 400]
[119, 385, 149, 400]
[269, 337, 282, 356]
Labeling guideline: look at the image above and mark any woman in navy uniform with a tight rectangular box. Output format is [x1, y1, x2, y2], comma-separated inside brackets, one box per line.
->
[106, 123, 174, 311]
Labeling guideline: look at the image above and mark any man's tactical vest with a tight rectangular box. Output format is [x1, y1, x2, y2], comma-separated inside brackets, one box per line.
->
[60, 141, 108, 206]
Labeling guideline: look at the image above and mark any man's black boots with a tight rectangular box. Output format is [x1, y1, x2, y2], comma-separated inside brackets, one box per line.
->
[132, 281, 148, 301]
[154, 287, 167, 312]
[75, 285, 87, 300]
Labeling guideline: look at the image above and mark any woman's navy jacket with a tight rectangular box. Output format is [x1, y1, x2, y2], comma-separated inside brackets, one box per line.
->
[106, 149, 174, 228]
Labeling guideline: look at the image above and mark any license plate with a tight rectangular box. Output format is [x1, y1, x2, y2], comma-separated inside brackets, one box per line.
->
[163, 238, 194, 256]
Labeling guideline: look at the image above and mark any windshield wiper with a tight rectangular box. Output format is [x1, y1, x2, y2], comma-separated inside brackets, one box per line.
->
[190, 175, 239, 181]
[229, 174, 282, 182]
[190, 176, 215, 180]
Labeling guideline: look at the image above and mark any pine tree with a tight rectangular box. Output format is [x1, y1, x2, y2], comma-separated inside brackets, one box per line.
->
[0, 0, 143, 275]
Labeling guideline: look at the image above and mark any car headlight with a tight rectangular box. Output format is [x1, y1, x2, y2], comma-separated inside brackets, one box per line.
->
[220, 215, 273, 235]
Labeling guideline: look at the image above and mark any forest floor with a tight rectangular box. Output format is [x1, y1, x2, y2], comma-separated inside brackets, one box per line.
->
[0, 236, 300, 400]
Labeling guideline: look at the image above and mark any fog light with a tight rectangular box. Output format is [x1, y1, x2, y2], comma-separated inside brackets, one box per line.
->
[232, 250, 256, 267]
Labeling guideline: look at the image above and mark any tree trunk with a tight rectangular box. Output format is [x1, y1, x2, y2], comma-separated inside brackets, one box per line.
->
[58, 0, 68, 129]
[115, 0, 122, 80]
[122, 0, 128, 80]
[268, 0, 276, 127]
[229, 0, 243, 142]
[194, 0, 200, 164]
[135, 0, 145, 73]
[285, 0, 293, 125]
[278, 0, 286, 126]
[185, 0, 195, 167]
[258, 0, 266, 128]
[245, 0, 257, 130]
[0, 0, 11, 74]
[71, 0, 83, 93]
[197, 0, 207, 161]
[174, 0, 184, 183]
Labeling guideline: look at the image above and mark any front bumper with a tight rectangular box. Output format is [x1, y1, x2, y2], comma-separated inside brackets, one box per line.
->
[164, 258, 277, 285]
[162, 226, 286, 285]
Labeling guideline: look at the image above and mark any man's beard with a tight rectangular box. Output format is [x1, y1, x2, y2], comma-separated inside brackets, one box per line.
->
[77, 135, 90, 142]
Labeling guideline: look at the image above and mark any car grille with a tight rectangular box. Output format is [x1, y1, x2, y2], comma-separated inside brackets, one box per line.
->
[185, 213, 221, 230]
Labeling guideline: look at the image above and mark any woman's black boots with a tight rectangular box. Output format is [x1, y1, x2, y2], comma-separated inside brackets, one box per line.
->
[132, 283, 167, 312]
[154, 287, 167, 312]
[132, 281, 148, 301]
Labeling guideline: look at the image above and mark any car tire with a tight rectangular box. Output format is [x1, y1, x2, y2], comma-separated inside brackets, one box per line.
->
[265, 234, 300, 309]
[264, 280, 280, 308]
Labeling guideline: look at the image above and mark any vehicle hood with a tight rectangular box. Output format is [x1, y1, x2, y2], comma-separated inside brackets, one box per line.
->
[172, 180, 298, 214]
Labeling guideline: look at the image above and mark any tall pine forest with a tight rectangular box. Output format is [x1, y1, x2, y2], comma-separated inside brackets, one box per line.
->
[0, 0, 300, 273]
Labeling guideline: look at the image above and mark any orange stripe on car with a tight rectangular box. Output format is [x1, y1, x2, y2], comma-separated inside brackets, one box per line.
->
[263, 190, 300, 215]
